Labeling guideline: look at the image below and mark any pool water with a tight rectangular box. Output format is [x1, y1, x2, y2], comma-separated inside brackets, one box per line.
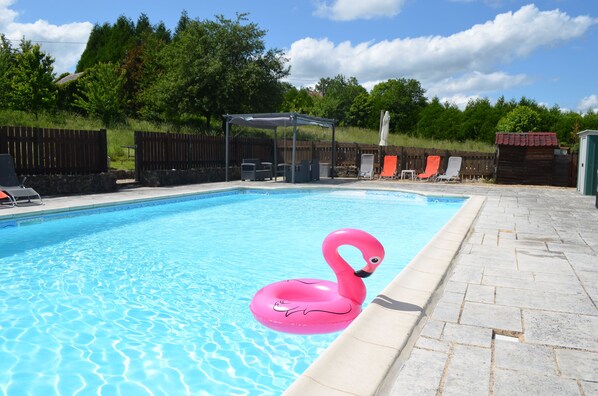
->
[0, 189, 464, 395]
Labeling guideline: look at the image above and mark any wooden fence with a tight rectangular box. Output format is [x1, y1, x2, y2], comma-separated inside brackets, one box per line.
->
[134, 131, 274, 179]
[275, 140, 495, 179]
[0, 126, 108, 175]
[135, 131, 496, 180]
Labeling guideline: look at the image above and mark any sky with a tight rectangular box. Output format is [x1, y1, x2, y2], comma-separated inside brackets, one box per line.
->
[1, 0, 597, 113]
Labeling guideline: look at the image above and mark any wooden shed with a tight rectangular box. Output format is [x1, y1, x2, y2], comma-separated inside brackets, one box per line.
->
[495, 132, 559, 185]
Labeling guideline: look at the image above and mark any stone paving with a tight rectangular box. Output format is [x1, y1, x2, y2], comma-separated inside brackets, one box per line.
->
[379, 181, 598, 396]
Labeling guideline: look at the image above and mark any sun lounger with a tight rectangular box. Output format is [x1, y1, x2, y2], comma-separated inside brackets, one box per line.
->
[358, 154, 375, 179]
[436, 156, 462, 182]
[379, 155, 398, 179]
[417, 155, 440, 181]
[0, 154, 43, 205]
[0, 190, 14, 207]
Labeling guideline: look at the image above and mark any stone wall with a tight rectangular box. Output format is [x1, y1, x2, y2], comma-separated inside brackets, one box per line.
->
[139, 167, 240, 187]
[24, 173, 118, 196]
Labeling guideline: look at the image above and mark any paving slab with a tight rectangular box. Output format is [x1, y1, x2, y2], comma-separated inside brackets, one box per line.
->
[523, 310, 598, 351]
[495, 287, 596, 314]
[494, 340, 556, 375]
[460, 302, 522, 332]
[555, 349, 598, 381]
[464, 283, 495, 303]
[442, 344, 491, 396]
[387, 348, 447, 396]
[493, 368, 581, 396]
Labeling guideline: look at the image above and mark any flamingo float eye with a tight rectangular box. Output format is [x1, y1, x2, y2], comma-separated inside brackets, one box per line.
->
[370, 257, 381, 264]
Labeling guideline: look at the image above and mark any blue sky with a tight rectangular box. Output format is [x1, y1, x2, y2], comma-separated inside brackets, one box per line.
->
[1, 0, 597, 112]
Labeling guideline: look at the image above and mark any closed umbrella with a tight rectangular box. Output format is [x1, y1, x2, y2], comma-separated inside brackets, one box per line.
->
[379, 111, 390, 146]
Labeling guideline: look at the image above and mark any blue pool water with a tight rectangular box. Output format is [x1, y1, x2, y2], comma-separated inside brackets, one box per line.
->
[0, 189, 465, 395]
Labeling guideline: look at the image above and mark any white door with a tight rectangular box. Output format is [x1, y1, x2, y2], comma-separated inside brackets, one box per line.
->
[578, 135, 587, 193]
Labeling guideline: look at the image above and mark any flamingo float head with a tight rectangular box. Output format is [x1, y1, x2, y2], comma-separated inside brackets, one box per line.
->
[322, 228, 385, 305]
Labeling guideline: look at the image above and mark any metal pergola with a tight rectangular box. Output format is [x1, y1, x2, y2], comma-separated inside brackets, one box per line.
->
[223, 113, 336, 183]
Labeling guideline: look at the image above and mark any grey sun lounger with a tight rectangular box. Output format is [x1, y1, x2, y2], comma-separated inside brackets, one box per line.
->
[358, 154, 375, 179]
[436, 156, 462, 182]
[0, 153, 43, 206]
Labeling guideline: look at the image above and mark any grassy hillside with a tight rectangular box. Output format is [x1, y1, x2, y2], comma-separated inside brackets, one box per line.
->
[0, 110, 495, 170]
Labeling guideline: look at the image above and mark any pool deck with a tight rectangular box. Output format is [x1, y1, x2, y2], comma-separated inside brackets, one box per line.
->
[2, 179, 597, 395]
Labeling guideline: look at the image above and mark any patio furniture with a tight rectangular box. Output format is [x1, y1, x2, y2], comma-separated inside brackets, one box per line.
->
[241, 158, 273, 181]
[400, 170, 416, 180]
[285, 160, 311, 183]
[379, 155, 398, 179]
[0, 153, 43, 206]
[310, 159, 320, 181]
[0, 190, 14, 207]
[417, 155, 440, 181]
[358, 154, 375, 179]
[436, 156, 462, 182]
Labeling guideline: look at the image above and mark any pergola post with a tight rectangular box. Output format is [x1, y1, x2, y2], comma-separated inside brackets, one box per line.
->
[225, 117, 230, 182]
[291, 113, 298, 184]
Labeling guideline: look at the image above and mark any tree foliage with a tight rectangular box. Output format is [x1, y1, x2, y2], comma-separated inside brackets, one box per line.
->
[10, 40, 56, 117]
[369, 78, 427, 134]
[0, 34, 15, 108]
[74, 62, 127, 127]
[496, 105, 542, 132]
[141, 13, 288, 129]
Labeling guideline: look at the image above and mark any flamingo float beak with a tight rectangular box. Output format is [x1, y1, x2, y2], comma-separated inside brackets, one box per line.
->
[354, 269, 373, 278]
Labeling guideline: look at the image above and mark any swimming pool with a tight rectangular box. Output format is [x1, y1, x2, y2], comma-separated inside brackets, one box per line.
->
[0, 188, 465, 395]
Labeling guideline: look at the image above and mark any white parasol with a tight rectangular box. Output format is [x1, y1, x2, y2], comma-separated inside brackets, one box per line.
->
[379, 110, 390, 146]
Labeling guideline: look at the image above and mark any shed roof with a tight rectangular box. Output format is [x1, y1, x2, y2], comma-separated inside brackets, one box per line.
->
[495, 132, 559, 147]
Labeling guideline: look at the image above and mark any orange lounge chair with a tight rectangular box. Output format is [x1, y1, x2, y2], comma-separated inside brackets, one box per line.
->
[0, 190, 14, 207]
[379, 155, 398, 179]
[417, 155, 440, 181]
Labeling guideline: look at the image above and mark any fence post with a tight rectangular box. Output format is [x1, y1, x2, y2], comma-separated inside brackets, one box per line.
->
[188, 134, 192, 170]
[134, 131, 142, 181]
[0, 126, 5, 153]
[99, 129, 108, 173]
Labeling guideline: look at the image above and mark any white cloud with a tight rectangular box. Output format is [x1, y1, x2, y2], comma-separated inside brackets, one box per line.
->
[427, 71, 530, 99]
[438, 94, 481, 110]
[314, 0, 406, 21]
[288, 5, 597, 105]
[0, 0, 93, 74]
[578, 95, 598, 113]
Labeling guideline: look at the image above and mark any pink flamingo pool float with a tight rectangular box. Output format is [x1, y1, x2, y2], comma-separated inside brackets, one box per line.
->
[250, 228, 385, 334]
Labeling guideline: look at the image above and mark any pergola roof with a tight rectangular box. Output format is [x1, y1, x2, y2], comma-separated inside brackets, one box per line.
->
[225, 113, 335, 129]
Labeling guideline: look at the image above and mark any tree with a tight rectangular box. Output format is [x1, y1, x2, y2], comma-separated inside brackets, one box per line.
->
[462, 98, 501, 144]
[369, 78, 427, 134]
[496, 105, 542, 132]
[280, 85, 315, 114]
[312, 75, 366, 124]
[346, 91, 373, 128]
[0, 34, 15, 108]
[10, 40, 56, 117]
[74, 62, 126, 126]
[417, 97, 444, 139]
[143, 14, 289, 130]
